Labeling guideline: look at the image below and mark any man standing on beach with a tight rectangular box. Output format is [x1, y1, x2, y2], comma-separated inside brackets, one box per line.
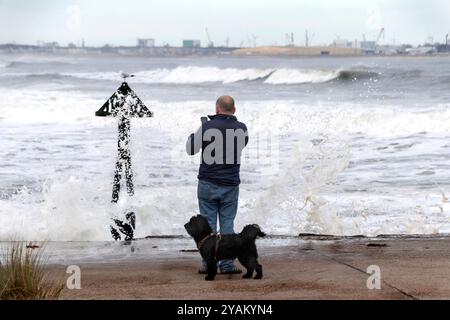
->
[186, 96, 249, 274]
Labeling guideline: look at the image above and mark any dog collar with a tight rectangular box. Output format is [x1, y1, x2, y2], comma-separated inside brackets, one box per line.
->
[197, 233, 219, 250]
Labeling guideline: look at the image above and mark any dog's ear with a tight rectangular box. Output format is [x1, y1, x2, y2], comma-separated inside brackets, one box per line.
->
[184, 219, 195, 237]
[185, 216, 201, 237]
[196, 215, 213, 233]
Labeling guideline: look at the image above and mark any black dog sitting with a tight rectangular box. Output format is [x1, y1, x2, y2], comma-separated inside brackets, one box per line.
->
[184, 215, 266, 281]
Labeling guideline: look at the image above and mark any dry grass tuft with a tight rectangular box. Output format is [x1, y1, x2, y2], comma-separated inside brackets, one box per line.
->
[0, 242, 64, 300]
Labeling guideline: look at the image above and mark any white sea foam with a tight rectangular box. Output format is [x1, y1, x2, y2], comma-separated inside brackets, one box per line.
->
[1, 88, 450, 138]
[1, 87, 450, 241]
[140, 66, 274, 84]
[264, 68, 339, 84]
[0, 89, 103, 124]
[1, 138, 450, 241]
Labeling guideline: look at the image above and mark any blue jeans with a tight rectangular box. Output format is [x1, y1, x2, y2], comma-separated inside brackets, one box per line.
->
[197, 179, 239, 272]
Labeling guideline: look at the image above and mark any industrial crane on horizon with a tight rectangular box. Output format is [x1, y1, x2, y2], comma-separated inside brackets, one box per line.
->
[205, 28, 214, 48]
[376, 27, 385, 45]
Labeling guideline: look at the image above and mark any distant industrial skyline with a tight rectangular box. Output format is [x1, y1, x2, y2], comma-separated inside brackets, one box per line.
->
[0, 0, 449, 47]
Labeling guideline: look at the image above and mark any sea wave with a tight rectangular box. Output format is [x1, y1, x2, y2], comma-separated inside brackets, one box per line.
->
[69, 67, 380, 84]
[1, 88, 449, 138]
[3, 58, 78, 68]
[2, 66, 381, 85]
[1, 88, 450, 240]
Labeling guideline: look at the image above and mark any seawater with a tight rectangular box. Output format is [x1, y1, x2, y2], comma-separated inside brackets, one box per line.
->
[1, 54, 450, 240]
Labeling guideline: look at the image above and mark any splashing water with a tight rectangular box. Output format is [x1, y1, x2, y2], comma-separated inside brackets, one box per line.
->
[1, 55, 450, 241]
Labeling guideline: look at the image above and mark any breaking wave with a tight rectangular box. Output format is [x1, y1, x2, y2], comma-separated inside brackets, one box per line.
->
[1, 92, 450, 240]
[69, 67, 380, 84]
[2, 66, 381, 85]
[2, 58, 78, 68]
[1, 88, 450, 136]
[1, 87, 450, 240]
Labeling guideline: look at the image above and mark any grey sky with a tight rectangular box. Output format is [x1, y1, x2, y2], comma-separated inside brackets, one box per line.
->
[0, 0, 449, 47]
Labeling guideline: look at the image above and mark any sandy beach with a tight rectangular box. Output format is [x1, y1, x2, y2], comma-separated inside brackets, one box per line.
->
[43, 237, 450, 300]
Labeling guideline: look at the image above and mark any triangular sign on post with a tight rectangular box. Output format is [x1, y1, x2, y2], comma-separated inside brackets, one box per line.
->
[96, 82, 154, 118]
[96, 81, 153, 241]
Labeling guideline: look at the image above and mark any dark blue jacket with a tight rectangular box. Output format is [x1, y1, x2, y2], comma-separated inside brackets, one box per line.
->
[186, 114, 249, 186]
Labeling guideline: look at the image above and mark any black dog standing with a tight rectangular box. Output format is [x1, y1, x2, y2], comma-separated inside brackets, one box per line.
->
[185, 215, 266, 281]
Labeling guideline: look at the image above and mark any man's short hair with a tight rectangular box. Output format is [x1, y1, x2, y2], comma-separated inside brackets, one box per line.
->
[216, 96, 235, 113]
